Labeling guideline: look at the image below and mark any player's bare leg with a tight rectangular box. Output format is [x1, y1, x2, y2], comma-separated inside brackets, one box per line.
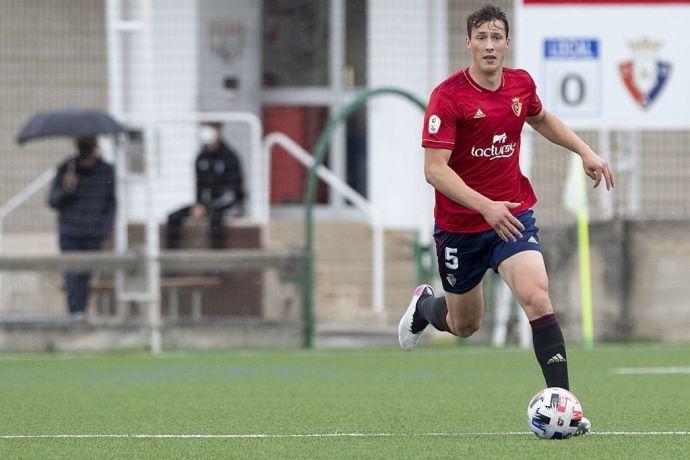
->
[444, 282, 484, 338]
[498, 251, 552, 321]
[498, 250, 590, 435]
[399, 281, 485, 350]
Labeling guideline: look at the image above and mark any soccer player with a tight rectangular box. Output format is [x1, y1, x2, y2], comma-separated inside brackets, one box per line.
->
[398, 4, 614, 435]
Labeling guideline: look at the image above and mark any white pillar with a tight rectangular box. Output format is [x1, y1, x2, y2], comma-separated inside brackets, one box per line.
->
[367, 0, 440, 231]
[141, 0, 162, 354]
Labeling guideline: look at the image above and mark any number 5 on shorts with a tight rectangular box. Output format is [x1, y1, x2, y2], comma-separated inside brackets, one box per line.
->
[445, 247, 458, 270]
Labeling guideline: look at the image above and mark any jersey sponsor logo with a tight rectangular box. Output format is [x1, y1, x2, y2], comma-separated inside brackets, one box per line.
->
[511, 97, 522, 117]
[619, 37, 671, 109]
[492, 133, 507, 144]
[428, 115, 441, 133]
[471, 132, 516, 161]
[473, 108, 485, 119]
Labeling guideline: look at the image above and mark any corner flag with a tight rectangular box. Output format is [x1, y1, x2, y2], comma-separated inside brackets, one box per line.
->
[563, 154, 594, 349]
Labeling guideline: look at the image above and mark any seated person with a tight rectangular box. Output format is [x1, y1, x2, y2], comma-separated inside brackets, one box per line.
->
[167, 122, 245, 249]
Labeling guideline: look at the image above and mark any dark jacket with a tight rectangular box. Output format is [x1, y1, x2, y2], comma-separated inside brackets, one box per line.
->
[48, 156, 116, 239]
[195, 141, 245, 210]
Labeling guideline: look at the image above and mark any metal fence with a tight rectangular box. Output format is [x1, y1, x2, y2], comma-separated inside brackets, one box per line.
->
[0, 0, 689, 347]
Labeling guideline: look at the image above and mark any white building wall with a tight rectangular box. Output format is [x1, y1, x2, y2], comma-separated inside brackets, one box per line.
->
[197, 0, 262, 216]
[367, 0, 447, 231]
[121, 0, 262, 224]
[120, 0, 447, 227]
[123, 0, 199, 223]
[197, 0, 261, 114]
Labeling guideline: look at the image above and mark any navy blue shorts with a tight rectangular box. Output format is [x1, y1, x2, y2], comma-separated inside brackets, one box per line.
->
[434, 210, 542, 294]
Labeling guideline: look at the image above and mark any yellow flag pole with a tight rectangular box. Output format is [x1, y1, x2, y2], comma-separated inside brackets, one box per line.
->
[577, 178, 594, 349]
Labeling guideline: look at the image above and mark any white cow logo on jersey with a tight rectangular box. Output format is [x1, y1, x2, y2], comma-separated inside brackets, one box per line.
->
[428, 115, 441, 134]
[492, 133, 507, 144]
[471, 132, 516, 161]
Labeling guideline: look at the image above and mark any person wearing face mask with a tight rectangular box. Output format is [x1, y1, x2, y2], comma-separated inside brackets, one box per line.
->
[166, 122, 246, 250]
[48, 136, 116, 317]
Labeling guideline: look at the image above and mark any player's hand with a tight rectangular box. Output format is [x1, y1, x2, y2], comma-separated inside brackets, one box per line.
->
[191, 204, 207, 220]
[582, 152, 615, 190]
[62, 171, 78, 193]
[479, 201, 525, 242]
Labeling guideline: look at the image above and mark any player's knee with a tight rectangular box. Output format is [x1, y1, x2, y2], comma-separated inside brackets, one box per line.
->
[522, 289, 552, 317]
[452, 319, 482, 338]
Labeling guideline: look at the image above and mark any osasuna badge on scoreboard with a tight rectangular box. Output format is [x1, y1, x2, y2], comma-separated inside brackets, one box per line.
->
[428, 115, 441, 133]
[511, 97, 522, 117]
[619, 37, 671, 110]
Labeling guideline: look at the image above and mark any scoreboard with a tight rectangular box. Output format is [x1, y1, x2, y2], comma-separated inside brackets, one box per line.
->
[517, 0, 690, 129]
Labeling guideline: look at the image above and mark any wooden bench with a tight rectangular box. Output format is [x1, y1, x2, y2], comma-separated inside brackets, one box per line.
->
[91, 275, 222, 321]
[125, 222, 264, 317]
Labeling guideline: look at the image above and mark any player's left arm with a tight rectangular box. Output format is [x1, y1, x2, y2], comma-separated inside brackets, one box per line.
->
[527, 109, 615, 190]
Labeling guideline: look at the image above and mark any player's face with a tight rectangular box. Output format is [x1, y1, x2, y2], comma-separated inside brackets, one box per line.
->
[465, 20, 509, 74]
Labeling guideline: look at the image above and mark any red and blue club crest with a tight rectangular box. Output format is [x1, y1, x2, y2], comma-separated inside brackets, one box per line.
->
[619, 38, 671, 110]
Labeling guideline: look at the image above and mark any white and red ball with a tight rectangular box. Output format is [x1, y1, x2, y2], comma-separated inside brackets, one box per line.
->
[526, 387, 583, 439]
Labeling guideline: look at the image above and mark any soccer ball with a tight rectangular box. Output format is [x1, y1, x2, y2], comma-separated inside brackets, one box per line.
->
[526, 387, 583, 439]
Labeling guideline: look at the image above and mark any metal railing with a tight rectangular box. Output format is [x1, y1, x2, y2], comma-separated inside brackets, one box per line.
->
[0, 248, 305, 276]
[124, 112, 268, 224]
[0, 167, 55, 253]
[0, 248, 308, 347]
[262, 132, 385, 315]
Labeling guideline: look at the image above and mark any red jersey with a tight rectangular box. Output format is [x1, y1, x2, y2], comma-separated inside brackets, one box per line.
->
[422, 67, 542, 233]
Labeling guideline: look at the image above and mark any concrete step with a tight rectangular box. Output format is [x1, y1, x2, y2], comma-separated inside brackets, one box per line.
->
[315, 322, 397, 348]
[268, 219, 419, 326]
[268, 221, 373, 241]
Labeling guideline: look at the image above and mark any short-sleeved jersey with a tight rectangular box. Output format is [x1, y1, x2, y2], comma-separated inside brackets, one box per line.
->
[422, 67, 543, 233]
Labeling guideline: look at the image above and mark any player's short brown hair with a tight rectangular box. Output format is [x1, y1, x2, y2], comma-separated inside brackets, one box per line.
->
[467, 4, 509, 38]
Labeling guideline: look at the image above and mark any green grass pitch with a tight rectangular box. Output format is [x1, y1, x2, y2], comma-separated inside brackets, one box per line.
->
[0, 344, 689, 458]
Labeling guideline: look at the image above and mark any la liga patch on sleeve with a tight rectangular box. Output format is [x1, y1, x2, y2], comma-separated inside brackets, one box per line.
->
[428, 115, 441, 133]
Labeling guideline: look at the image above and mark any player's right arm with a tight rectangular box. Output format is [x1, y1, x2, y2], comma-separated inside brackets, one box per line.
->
[424, 147, 524, 242]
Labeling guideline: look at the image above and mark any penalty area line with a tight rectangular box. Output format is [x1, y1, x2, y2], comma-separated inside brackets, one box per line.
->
[0, 432, 689, 439]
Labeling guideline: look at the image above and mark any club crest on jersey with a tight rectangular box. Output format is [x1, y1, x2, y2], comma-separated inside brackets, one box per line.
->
[511, 97, 522, 117]
[619, 37, 671, 109]
[428, 115, 441, 134]
[446, 274, 456, 287]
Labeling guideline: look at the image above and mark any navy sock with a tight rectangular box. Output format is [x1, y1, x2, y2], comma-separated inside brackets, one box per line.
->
[531, 313, 569, 390]
[417, 295, 449, 332]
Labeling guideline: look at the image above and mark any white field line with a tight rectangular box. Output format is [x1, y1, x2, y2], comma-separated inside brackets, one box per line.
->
[614, 367, 690, 375]
[1, 344, 689, 362]
[0, 432, 689, 439]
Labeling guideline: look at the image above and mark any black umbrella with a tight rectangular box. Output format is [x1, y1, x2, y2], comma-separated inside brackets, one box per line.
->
[17, 108, 125, 144]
